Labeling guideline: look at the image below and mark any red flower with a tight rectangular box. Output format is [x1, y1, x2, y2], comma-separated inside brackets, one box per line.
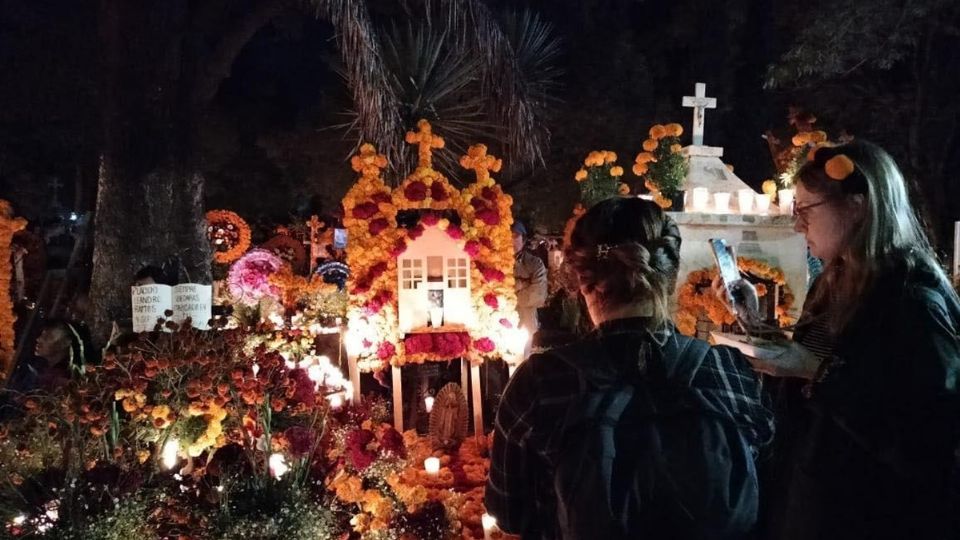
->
[480, 237, 495, 250]
[369, 262, 388, 279]
[389, 239, 408, 257]
[476, 208, 500, 225]
[376, 341, 396, 360]
[464, 240, 481, 258]
[288, 368, 315, 405]
[473, 337, 496, 353]
[352, 280, 371, 295]
[369, 218, 389, 236]
[421, 212, 440, 226]
[408, 224, 425, 240]
[352, 202, 379, 220]
[345, 429, 377, 471]
[378, 427, 406, 458]
[404, 181, 427, 202]
[372, 192, 392, 204]
[434, 332, 469, 358]
[285, 426, 316, 458]
[481, 186, 498, 201]
[430, 182, 449, 201]
[499, 318, 513, 328]
[470, 198, 488, 211]
[446, 225, 464, 240]
[477, 263, 504, 282]
[403, 334, 433, 355]
[484, 293, 499, 309]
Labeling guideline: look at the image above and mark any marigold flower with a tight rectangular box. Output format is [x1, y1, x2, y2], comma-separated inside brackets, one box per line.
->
[670, 144, 682, 154]
[649, 124, 667, 139]
[642, 139, 658, 152]
[610, 166, 624, 177]
[824, 155, 855, 180]
[635, 152, 656, 164]
[665, 123, 683, 137]
[762, 180, 778, 196]
[618, 183, 630, 195]
[574, 169, 587, 182]
[632, 163, 648, 176]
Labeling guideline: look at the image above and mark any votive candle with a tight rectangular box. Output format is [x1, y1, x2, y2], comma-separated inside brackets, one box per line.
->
[737, 189, 755, 214]
[713, 192, 731, 213]
[424, 457, 440, 475]
[755, 193, 771, 213]
[778, 188, 795, 213]
[691, 187, 710, 211]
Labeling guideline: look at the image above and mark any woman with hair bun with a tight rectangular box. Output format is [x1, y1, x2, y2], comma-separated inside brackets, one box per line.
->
[485, 197, 773, 539]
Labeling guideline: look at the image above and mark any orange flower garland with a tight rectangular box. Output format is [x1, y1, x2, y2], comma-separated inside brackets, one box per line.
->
[0, 200, 26, 380]
[675, 257, 795, 336]
[206, 209, 251, 264]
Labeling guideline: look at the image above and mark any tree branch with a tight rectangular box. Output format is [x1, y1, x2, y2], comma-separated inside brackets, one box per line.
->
[191, 0, 290, 107]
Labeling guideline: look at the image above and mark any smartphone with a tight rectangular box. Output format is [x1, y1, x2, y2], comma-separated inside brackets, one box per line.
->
[709, 238, 741, 298]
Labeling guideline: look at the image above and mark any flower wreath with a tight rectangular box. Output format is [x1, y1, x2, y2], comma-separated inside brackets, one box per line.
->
[675, 257, 796, 336]
[0, 200, 27, 378]
[206, 209, 252, 264]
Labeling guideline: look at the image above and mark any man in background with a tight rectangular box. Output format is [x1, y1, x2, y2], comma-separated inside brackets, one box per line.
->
[512, 221, 547, 346]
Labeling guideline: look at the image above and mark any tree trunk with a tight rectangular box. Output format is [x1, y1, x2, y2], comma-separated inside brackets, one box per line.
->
[88, 0, 211, 343]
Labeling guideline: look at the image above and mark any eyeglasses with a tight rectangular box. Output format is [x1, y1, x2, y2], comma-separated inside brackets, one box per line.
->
[792, 199, 830, 221]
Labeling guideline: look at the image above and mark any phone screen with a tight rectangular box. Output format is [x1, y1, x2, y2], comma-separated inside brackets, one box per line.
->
[710, 238, 741, 289]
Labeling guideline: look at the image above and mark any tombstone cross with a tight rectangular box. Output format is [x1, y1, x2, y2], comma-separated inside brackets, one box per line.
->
[460, 144, 502, 183]
[406, 119, 445, 169]
[682, 82, 717, 146]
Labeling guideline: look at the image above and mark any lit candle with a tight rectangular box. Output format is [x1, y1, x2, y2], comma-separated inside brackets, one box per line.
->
[269, 453, 289, 479]
[162, 438, 180, 470]
[424, 456, 440, 475]
[424, 396, 435, 413]
[713, 192, 731, 213]
[429, 307, 443, 328]
[482, 513, 498, 539]
[691, 187, 710, 211]
[755, 193, 771, 213]
[778, 188, 795, 213]
[737, 189, 755, 214]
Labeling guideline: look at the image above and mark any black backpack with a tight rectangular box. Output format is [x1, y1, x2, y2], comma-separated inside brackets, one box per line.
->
[550, 333, 759, 540]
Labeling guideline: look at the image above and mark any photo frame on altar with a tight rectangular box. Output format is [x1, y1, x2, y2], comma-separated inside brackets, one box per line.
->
[333, 228, 347, 249]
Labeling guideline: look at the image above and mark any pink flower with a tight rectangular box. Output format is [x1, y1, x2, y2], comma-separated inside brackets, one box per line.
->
[227, 249, 284, 306]
[376, 341, 396, 360]
[446, 225, 464, 240]
[404, 181, 427, 202]
[408, 224, 425, 240]
[499, 318, 513, 329]
[464, 240, 481, 258]
[288, 368, 316, 405]
[477, 263, 504, 282]
[473, 337, 495, 353]
[345, 429, 377, 471]
[484, 293, 499, 309]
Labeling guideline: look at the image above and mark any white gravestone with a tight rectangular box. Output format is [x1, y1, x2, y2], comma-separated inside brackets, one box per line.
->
[132, 284, 212, 332]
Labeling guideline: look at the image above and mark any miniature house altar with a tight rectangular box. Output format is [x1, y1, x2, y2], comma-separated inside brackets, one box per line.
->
[397, 226, 473, 333]
[341, 120, 523, 437]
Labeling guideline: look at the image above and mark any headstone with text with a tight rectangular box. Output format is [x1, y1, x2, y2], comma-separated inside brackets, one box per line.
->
[131, 284, 212, 333]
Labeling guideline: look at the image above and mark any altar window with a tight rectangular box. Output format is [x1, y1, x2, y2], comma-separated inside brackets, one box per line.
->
[446, 257, 468, 289]
[401, 259, 423, 289]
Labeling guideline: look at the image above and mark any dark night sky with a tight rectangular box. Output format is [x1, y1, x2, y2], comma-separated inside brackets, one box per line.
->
[1, 0, 958, 245]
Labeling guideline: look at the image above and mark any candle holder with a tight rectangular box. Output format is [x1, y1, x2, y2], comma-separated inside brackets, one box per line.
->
[755, 193, 771, 213]
[691, 187, 710, 212]
[737, 189, 754, 214]
[428, 307, 443, 328]
[424, 457, 440, 475]
[713, 192, 731, 213]
[778, 188, 795, 214]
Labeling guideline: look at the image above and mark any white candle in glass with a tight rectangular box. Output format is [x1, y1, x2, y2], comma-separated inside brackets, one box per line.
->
[713, 192, 731, 213]
[737, 189, 755, 214]
[424, 396, 434, 413]
[691, 187, 710, 211]
[778, 189, 795, 213]
[755, 193, 771, 213]
[428, 307, 443, 328]
[424, 457, 440, 475]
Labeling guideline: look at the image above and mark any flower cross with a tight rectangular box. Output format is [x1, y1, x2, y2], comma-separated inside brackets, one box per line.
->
[404, 119, 445, 169]
[460, 144, 502, 183]
[350, 143, 389, 180]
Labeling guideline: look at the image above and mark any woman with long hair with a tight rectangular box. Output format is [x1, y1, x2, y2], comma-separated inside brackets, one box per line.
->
[726, 140, 960, 539]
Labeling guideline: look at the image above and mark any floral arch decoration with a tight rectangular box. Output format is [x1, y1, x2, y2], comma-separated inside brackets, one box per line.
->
[343, 120, 520, 372]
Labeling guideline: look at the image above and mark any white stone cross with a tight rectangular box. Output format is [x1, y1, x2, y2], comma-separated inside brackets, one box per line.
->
[682, 82, 717, 146]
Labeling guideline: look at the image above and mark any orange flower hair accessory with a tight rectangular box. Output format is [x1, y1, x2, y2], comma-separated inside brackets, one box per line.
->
[824, 154, 855, 181]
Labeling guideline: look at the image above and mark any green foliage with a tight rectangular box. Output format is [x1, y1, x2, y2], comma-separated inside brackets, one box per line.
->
[765, 0, 957, 87]
[647, 136, 687, 198]
[214, 479, 340, 540]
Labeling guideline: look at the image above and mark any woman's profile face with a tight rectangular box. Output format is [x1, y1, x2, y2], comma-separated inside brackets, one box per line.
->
[793, 183, 857, 263]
